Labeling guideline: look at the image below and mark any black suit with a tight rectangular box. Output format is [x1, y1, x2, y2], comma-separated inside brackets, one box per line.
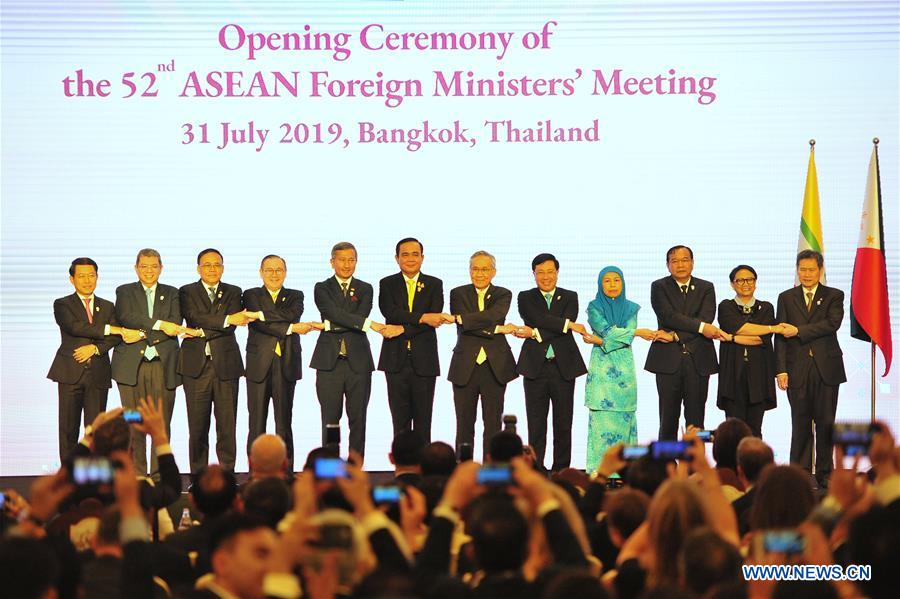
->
[775, 284, 846, 483]
[377, 272, 443, 441]
[47, 293, 120, 461]
[112, 281, 181, 474]
[178, 281, 245, 473]
[448, 284, 518, 454]
[644, 276, 718, 439]
[516, 287, 587, 470]
[243, 286, 303, 468]
[310, 276, 375, 456]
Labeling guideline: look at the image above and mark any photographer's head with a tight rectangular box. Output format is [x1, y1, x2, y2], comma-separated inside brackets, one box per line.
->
[469, 495, 529, 573]
[190, 465, 238, 518]
[488, 430, 523, 463]
[208, 513, 276, 599]
[92, 417, 131, 456]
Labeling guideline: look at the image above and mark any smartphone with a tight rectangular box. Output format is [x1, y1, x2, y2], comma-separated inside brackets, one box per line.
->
[695, 430, 715, 443]
[123, 410, 143, 424]
[373, 486, 402, 504]
[833, 423, 873, 457]
[621, 445, 650, 460]
[649, 440, 692, 461]
[477, 464, 513, 485]
[756, 530, 806, 555]
[0, 491, 5, 510]
[325, 423, 341, 455]
[457, 442, 474, 462]
[314, 458, 347, 480]
[70, 456, 114, 485]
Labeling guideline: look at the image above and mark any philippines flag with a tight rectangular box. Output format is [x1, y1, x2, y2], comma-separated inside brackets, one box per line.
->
[850, 141, 892, 376]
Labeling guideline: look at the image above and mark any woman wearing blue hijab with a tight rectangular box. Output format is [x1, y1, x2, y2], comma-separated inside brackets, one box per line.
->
[582, 266, 657, 472]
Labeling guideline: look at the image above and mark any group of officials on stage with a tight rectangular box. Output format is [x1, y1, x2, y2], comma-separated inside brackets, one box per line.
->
[48, 240, 845, 487]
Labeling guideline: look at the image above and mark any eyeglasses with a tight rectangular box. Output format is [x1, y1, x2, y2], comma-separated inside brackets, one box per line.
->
[470, 267, 495, 274]
[262, 268, 285, 275]
[733, 278, 756, 285]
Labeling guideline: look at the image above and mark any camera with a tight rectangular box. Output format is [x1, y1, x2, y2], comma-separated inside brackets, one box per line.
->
[314, 458, 347, 480]
[649, 440, 692, 461]
[477, 464, 513, 485]
[123, 410, 143, 424]
[833, 422, 875, 457]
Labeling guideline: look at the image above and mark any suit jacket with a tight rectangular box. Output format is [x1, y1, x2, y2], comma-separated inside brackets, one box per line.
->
[242, 286, 303, 383]
[774, 284, 846, 387]
[111, 281, 182, 389]
[377, 272, 443, 377]
[516, 287, 588, 381]
[177, 281, 245, 380]
[644, 276, 718, 376]
[47, 293, 120, 387]
[447, 284, 518, 386]
[309, 276, 375, 373]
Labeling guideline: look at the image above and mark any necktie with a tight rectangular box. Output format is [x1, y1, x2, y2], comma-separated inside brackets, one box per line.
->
[144, 288, 158, 360]
[543, 292, 555, 359]
[339, 282, 349, 356]
[681, 284, 689, 296]
[806, 291, 813, 312]
[270, 291, 281, 356]
[406, 279, 415, 350]
[83, 297, 93, 324]
[208, 286, 216, 304]
[476, 290, 487, 365]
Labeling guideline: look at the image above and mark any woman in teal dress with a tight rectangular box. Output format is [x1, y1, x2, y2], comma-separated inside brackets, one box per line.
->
[582, 266, 657, 473]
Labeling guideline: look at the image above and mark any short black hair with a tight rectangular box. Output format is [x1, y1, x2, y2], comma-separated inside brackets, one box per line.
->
[331, 241, 357, 258]
[69, 257, 98, 276]
[531, 253, 559, 271]
[0, 537, 61, 599]
[197, 248, 223, 265]
[391, 430, 425, 467]
[190, 465, 238, 518]
[488, 430, 523, 462]
[242, 477, 292, 529]
[736, 437, 774, 484]
[712, 418, 753, 470]
[729, 264, 757, 282]
[796, 249, 824, 267]
[679, 528, 744, 596]
[259, 254, 286, 269]
[666, 245, 694, 262]
[625, 455, 669, 497]
[421, 442, 457, 477]
[395, 237, 423, 256]
[92, 417, 131, 456]
[469, 495, 529, 572]
[207, 512, 269, 556]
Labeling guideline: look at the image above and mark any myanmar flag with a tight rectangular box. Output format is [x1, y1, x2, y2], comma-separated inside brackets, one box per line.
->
[797, 143, 826, 284]
[851, 143, 892, 376]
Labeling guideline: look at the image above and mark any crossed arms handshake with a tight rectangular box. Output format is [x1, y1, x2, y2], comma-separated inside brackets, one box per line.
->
[371, 312, 456, 339]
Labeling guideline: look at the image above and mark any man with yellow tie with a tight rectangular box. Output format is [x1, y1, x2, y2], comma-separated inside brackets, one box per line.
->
[377, 238, 447, 442]
[243, 254, 322, 471]
[447, 250, 519, 457]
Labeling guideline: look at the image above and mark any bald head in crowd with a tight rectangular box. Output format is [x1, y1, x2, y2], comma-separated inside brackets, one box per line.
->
[736, 436, 775, 488]
[249, 434, 288, 480]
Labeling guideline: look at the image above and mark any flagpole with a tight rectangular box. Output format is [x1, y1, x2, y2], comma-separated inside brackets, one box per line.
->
[869, 136, 879, 424]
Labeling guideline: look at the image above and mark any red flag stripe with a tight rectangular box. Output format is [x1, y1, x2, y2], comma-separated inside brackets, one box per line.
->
[852, 247, 893, 375]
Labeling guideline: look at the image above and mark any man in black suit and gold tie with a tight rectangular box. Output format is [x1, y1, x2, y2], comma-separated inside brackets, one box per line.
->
[179, 248, 253, 473]
[448, 250, 518, 456]
[377, 237, 447, 442]
[644, 245, 719, 440]
[775, 250, 846, 488]
[48, 257, 142, 460]
[310, 242, 387, 458]
[513, 253, 588, 471]
[112, 248, 184, 475]
[243, 254, 322, 471]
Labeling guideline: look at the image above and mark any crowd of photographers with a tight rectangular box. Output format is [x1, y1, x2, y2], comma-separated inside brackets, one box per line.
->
[1, 401, 898, 599]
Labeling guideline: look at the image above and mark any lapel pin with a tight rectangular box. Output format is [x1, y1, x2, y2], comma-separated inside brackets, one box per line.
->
[817, 299, 822, 306]
[691, 285, 695, 291]
[217, 291, 223, 299]
[556, 295, 561, 301]
[281, 297, 285, 302]
[96, 306, 100, 312]
[160, 295, 164, 301]
[486, 294, 491, 300]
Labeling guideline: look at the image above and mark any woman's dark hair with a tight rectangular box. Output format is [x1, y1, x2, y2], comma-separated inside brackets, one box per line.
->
[729, 264, 758, 282]
[749, 465, 815, 531]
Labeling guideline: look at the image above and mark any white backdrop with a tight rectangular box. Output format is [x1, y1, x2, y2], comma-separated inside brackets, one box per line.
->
[1, 0, 897, 474]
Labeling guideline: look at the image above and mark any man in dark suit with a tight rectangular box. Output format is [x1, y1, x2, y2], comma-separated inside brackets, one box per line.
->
[48, 257, 142, 461]
[112, 248, 183, 475]
[179, 248, 253, 473]
[644, 245, 720, 440]
[377, 237, 447, 442]
[513, 253, 588, 471]
[310, 242, 387, 458]
[448, 250, 519, 456]
[243, 254, 322, 471]
[775, 250, 846, 488]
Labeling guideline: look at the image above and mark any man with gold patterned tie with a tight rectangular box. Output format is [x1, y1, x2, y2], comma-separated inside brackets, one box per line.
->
[447, 250, 519, 456]
[377, 238, 446, 442]
[48, 257, 143, 461]
[242, 254, 322, 471]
